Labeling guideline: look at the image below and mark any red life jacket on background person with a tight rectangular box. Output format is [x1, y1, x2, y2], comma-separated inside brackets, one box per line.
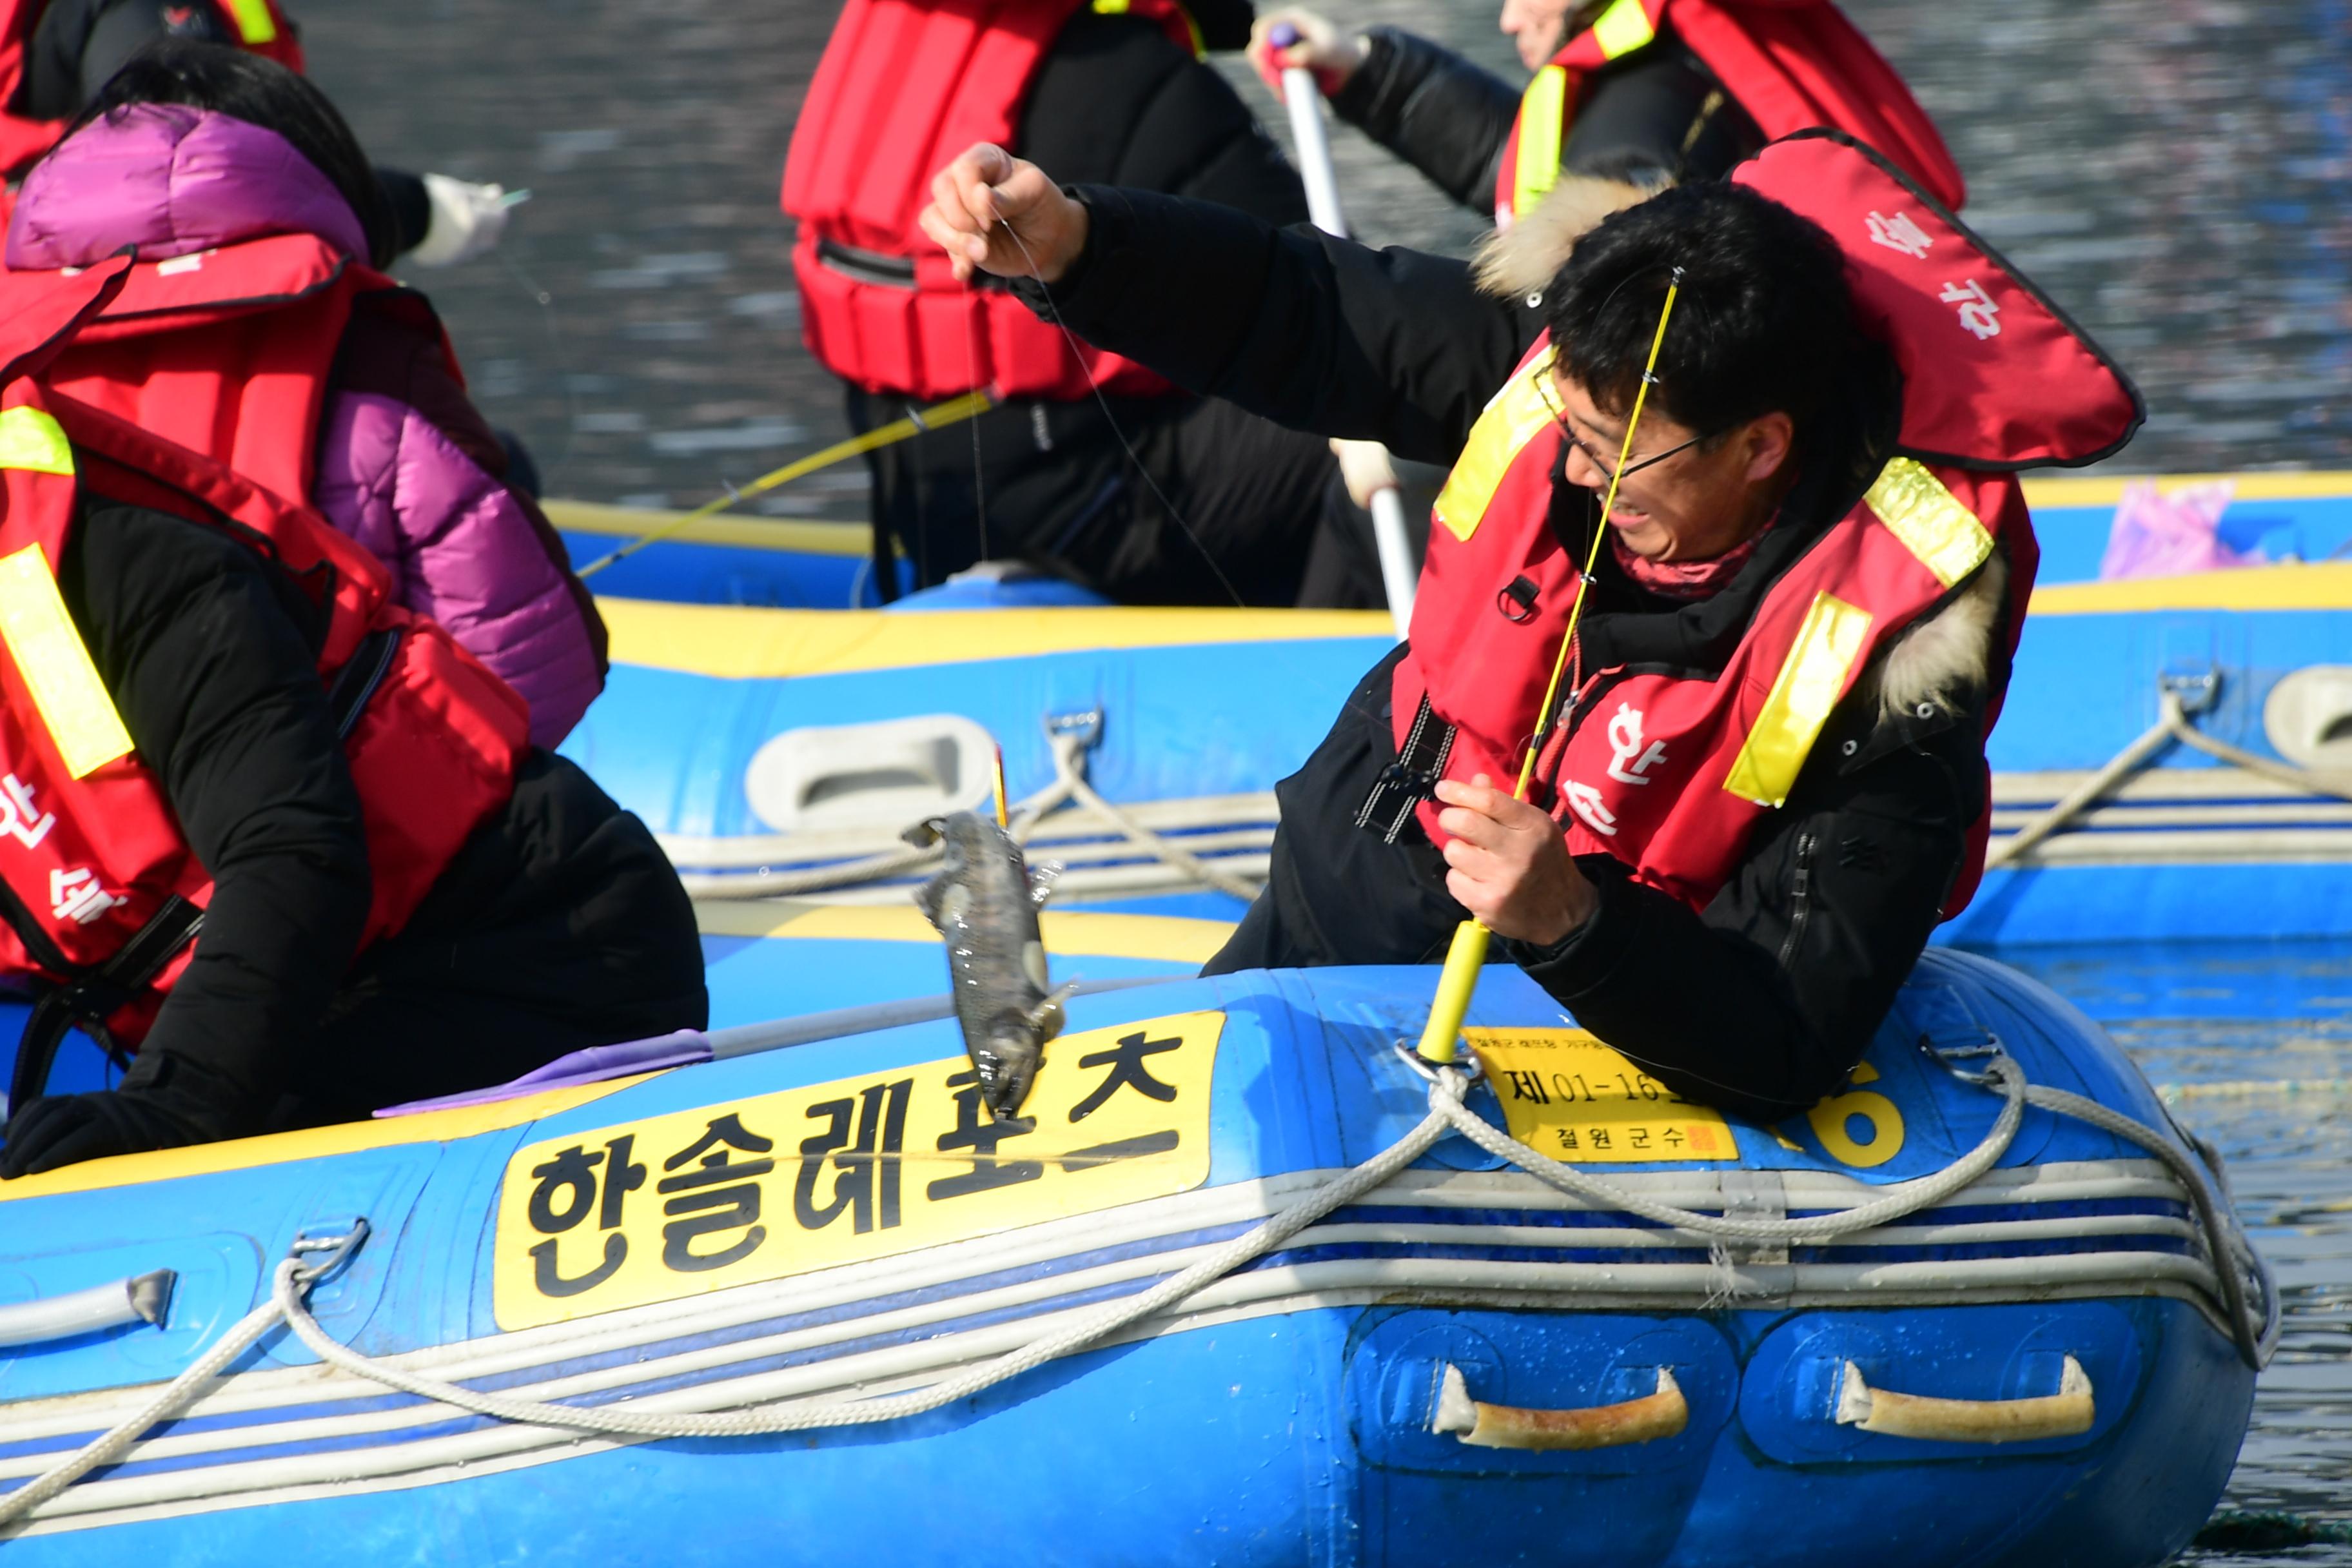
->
[0, 258, 525, 1064]
[1492, 0, 1963, 228]
[0, 0, 303, 178]
[782, 0, 1199, 402]
[1388, 132, 2141, 921]
[14, 231, 461, 511]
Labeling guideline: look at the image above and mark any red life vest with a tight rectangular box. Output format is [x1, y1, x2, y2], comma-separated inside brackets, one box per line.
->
[17, 230, 464, 513]
[1493, 0, 1963, 228]
[0, 258, 525, 1053]
[0, 0, 303, 178]
[1394, 132, 2139, 917]
[781, 0, 1198, 401]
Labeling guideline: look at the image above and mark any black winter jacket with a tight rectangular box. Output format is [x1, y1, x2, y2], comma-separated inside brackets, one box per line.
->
[0, 490, 703, 1173]
[847, 8, 1333, 603]
[1021, 187, 1997, 1121]
[1328, 26, 1762, 218]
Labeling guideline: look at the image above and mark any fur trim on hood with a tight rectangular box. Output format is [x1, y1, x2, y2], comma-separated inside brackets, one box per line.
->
[1863, 549, 2008, 728]
[1473, 174, 1659, 300]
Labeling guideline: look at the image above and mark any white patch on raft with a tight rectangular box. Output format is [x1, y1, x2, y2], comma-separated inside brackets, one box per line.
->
[1022, 941, 1049, 992]
[937, 883, 971, 927]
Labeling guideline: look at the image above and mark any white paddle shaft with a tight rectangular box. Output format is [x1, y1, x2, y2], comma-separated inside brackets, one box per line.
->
[1279, 64, 1416, 639]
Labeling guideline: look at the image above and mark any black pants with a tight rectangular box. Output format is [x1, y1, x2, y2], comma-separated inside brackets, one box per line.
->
[1204, 646, 1485, 974]
[279, 754, 708, 1121]
[852, 386, 1337, 607]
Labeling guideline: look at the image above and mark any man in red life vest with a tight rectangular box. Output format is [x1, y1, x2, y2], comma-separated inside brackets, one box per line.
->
[920, 131, 2141, 1121]
[3, 0, 510, 264]
[0, 260, 705, 1177]
[1246, 0, 1960, 239]
[785, 0, 1361, 606]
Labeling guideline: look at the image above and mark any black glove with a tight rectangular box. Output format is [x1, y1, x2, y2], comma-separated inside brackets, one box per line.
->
[0, 1052, 256, 1178]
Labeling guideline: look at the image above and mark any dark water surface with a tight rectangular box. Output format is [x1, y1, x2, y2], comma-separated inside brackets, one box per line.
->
[2000, 943, 2352, 1565]
[300, 0, 2351, 517]
[294, 2, 2351, 1557]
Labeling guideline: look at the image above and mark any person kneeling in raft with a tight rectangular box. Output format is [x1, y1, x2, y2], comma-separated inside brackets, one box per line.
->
[0, 267, 707, 1178]
[920, 133, 2141, 1121]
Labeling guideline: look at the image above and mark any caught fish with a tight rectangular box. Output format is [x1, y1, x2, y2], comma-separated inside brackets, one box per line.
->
[905, 811, 1072, 1123]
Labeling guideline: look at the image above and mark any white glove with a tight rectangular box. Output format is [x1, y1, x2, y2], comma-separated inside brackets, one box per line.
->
[1331, 438, 1400, 508]
[1248, 9, 1367, 97]
[408, 173, 513, 267]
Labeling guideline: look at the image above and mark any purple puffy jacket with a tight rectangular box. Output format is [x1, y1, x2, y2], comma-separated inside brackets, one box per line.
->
[6, 104, 603, 747]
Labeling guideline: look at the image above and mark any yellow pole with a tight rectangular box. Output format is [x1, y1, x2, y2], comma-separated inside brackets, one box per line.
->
[1415, 273, 1683, 1063]
[991, 743, 1011, 829]
[575, 389, 996, 580]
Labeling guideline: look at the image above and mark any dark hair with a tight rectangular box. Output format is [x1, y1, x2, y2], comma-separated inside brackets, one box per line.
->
[76, 40, 397, 268]
[1545, 181, 1868, 448]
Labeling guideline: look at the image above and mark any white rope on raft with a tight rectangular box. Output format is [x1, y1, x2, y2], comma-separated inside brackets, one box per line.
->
[0, 1046, 2275, 1525]
[1988, 681, 2352, 868]
[671, 715, 1267, 904]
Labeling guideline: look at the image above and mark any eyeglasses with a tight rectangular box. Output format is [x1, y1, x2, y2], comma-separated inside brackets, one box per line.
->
[1539, 373, 1711, 485]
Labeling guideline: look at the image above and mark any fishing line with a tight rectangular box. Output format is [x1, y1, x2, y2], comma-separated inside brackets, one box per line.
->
[574, 390, 993, 578]
[997, 220, 1250, 611]
[497, 251, 580, 474]
[967, 299, 992, 566]
[1415, 268, 1684, 1065]
[1519, 279, 1685, 794]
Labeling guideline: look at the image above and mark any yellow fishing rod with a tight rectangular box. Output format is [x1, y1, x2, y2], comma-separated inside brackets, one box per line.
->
[1416, 270, 1683, 1065]
[574, 388, 996, 579]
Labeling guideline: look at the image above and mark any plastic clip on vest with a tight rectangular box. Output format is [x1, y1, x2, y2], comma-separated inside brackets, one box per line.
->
[1415, 272, 1682, 1064]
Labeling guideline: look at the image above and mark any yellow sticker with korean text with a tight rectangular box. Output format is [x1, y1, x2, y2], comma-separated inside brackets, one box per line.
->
[491, 1012, 1224, 1329]
[1467, 1028, 1736, 1163]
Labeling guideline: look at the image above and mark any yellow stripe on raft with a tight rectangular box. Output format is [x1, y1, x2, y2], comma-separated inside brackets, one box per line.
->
[0, 1078, 637, 1204]
[2029, 561, 2352, 614]
[544, 499, 872, 558]
[600, 597, 1394, 678]
[696, 899, 1235, 964]
[544, 473, 2352, 556]
[2021, 470, 2352, 508]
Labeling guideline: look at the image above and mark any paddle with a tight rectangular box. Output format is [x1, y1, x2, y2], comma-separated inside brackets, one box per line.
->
[1269, 23, 1418, 641]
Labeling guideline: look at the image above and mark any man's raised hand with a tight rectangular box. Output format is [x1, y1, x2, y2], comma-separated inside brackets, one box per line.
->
[918, 144, 1090, 286]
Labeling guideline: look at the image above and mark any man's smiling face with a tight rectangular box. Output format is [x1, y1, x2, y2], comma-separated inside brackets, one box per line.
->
[1551, 369, 1795, 563]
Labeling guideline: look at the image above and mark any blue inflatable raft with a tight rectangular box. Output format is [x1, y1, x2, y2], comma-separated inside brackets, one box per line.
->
[0, 949, 2271, 1565]
[565, 547, 2352, 945]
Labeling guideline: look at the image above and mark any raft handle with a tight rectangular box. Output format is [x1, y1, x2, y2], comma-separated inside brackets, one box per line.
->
[0, 1269, 174, 1349]
[1835, 1355, 2093, 1444]
[1431, 1364, 1687, 1451]
[290, 1217, 372, 1287]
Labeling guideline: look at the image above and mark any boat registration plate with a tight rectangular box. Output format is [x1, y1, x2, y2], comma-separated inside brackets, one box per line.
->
[1468, 1028, 1738, 1163]
[491, 1010, 1224, 1328]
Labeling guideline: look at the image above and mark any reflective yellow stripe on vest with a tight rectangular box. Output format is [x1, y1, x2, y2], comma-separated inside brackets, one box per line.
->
[1865, 457, 1995, 589]
[0, 546, 135, 779]
[219, 0, 279, 44]
[1722, 591, 1874, 808]
[1510, 65, 1570, 224]
[1589, 0, 1658, 60]
[1431, 348, 1559, 542]
[1092, 0, 1204, 57]
[0, 408, 74, 478]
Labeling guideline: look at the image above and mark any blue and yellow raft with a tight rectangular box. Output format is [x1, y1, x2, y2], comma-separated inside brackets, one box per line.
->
[561, 483, 2352, 944]
[0, 948, 2270, 1565]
